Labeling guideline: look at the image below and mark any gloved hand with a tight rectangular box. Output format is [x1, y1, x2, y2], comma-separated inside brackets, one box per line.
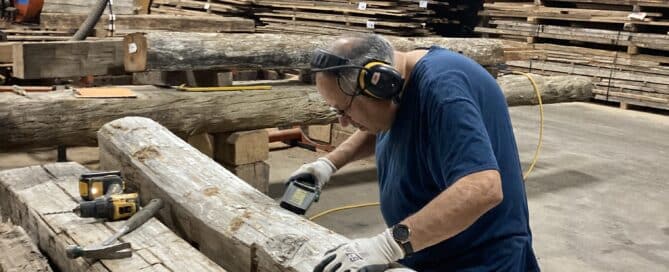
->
[313, 229, 411, 272]
[289, 157, 337, 189]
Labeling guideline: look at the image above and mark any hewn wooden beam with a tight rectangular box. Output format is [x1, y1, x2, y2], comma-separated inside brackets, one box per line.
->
[123, 32, 505, 72]
[0, 223, 52, 271]
[0, 162, 225, 272]
[98, 117, 349, 272]
[0, 75, 592, 151]
[0, 43, 14, 63]
[11, 39, 124, 79]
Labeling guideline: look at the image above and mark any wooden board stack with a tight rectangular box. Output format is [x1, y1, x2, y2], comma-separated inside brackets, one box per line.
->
[0, 22, 81, 42]
[150, 0, 255, 16]
[147, 0, 487, 37]
[477, 0, 669, 110]
[253, 0, 442, 36]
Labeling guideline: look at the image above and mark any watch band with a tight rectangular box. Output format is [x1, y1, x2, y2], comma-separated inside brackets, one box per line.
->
[399, 239, 414, 256]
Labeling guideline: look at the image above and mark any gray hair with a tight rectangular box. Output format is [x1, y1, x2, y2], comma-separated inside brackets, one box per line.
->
[327, 33, 395, 94]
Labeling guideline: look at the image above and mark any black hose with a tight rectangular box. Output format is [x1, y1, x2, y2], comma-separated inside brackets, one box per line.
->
[70, 0, 110, 40]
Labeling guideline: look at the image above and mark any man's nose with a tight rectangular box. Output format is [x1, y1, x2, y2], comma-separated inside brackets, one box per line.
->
[338, 115, 350, 127]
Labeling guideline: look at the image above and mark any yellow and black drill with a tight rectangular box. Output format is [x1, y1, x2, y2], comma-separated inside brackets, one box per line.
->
[45, 171, 139, 221]
[73, 192, 140, 221]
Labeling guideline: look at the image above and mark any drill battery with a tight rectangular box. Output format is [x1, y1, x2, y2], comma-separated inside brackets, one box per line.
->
[79, 171, 125, 201]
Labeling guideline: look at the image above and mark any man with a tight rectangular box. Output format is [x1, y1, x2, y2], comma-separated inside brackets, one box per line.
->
[290, 33, 539, 271]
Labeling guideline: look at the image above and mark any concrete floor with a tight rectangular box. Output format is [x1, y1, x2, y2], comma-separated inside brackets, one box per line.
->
[1, 102, 668, 271]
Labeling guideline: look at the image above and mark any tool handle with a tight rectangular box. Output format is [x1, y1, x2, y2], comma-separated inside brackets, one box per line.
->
[125, 198, 163, 233]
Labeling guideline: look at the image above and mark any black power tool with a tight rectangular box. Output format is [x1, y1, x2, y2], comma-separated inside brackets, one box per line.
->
[280, 173, 321, 215]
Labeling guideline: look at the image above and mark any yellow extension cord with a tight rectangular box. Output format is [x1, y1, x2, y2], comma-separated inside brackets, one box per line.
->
[308, 72, 544, 221]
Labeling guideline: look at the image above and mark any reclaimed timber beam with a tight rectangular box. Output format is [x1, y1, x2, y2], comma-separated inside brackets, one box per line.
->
[97, 117, 349, 271]
[12, 39, 125, 79]
[0, 222, 52, 271]
[0, 75, 592, 151]
[0, 162, 224, 272]
[0, 43, 14, 63]
[39, 13, 255, 35]
[123, 32, 505, 72]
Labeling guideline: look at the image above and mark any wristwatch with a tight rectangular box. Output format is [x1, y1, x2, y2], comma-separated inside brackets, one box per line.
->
[391, 223, 414, 256]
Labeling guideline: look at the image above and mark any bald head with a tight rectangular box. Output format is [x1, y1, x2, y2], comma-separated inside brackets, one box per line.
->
[320, 33, 396, 93]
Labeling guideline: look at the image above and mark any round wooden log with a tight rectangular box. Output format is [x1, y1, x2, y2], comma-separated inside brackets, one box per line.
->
[0, 74, 592, 151]
[499, 74, 593, 106]
[0, 84, 333, 151]
[123, 32, 506, 72]
[97, 116, 349, 272]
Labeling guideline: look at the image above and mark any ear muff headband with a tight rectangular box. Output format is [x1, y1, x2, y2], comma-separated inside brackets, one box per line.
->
[311, 49, 403, 101]
[358, 61, 389, 99]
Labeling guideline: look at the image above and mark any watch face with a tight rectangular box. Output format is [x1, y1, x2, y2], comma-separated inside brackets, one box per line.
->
[393, 224, 410, 242]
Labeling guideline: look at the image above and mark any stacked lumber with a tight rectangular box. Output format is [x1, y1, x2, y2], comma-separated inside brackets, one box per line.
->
[0, 23, 79, 42]
[506, 43, 669, 110]
[150, 0, 254, 16]
[38, 13, 255, 37]
[477, 0, 669, 110]
[253, 0, 442, 36]
[42, 0, 145, 15]
[253, 0, 492, 36]
[145, 0, 488, 36]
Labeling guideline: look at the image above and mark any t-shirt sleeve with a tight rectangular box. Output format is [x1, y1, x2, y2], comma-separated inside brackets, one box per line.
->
[427, 97, 500, 191]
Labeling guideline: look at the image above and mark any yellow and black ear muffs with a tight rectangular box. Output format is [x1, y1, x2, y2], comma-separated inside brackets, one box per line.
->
[310, 49, 404, 101]
[357, 60, 404, 101]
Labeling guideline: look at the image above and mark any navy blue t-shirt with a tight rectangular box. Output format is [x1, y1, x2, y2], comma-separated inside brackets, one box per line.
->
[376, 46, 539, 271]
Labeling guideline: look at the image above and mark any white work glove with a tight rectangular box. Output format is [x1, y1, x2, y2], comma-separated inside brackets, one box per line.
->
[313, 229, 414, 272]
[289, 157, 337, 189]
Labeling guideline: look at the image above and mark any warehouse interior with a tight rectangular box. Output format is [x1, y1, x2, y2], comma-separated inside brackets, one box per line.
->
[0, 0, 668, 271]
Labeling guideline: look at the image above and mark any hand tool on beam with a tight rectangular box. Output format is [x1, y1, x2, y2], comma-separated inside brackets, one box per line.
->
[65, 198, 164, 260]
